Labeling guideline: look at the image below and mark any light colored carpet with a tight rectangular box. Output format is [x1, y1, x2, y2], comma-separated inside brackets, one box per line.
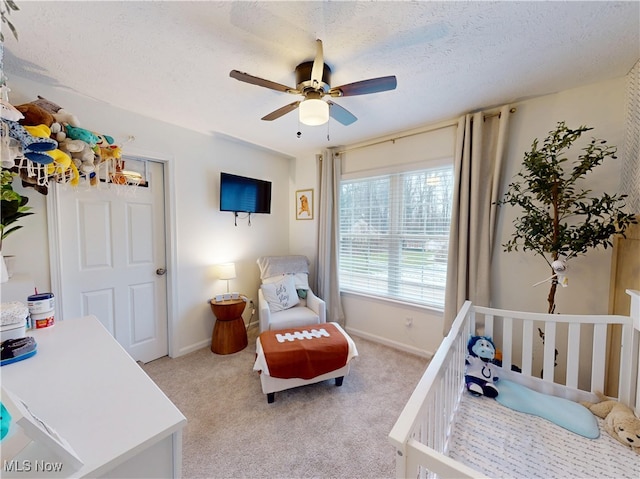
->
[142, 324, 429, 478]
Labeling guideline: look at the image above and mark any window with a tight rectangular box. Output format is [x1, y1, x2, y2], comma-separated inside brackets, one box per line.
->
[339, 165, 454, 309]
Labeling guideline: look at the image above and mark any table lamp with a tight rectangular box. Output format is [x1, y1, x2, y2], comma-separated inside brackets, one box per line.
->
[217, 262, 236, 293]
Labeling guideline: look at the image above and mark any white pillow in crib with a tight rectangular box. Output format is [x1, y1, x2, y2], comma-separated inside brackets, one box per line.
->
[261, 275, 300, 312]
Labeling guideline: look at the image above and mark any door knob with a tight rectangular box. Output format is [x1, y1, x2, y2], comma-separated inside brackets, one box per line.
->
[156, 268, 167, 276]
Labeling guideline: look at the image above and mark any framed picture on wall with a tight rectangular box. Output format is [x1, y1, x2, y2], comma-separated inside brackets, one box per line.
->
[295, 189, 314, 220]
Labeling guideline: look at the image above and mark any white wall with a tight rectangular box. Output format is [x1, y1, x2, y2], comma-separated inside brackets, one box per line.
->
[492, 75, 627, 315]
[289, 152, 320, 287]
[3, 73, 628, 359]
[289, 75, 628, 358]
[3, 74, 292, 356]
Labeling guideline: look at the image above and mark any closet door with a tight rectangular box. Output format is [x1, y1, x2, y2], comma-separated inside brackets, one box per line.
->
[52, 159, 169, 363]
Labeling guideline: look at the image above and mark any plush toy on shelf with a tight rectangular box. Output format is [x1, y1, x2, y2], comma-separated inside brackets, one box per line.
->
[465, 335, 499, 398]
[16, 103, 54, 127]
[60, 138, 96, 174]
[0, 118, 57, 164]
[30, 95, 80, 127]
[23, 124, 73, 175]
[65, 124, 99, 146]
[95, 133, 122, 163]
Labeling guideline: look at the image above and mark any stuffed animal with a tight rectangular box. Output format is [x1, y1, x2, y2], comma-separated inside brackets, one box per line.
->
[23, 125, 76, 176]
[0, 98, 24, 121]
[16, 103, 54, 127]
[94, 133, 122, 162]
[30, 96, 80, 127]
[64, 124, 99, 146]
[465, 335, 499, 398]
[59, 139, 96, 174]
[0, 118, 57, 164]
[581, 393, 640, 454]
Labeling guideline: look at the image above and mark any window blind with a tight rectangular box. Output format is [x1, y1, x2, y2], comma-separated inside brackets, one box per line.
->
[339, 165, 454, 309]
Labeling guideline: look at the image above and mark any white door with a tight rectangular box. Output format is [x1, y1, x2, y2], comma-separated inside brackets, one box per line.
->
[54, 159, 168, 363]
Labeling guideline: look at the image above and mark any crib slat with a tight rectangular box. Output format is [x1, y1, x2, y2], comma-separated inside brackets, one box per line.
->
[591, 323, 607, 393]
[566, 322, 581, 389]
[618, 323, 633, 405]
[502, 316, 513, 371]
[521, 320, 533, 376]
[484, 314, 494, 339]
[542, 322, 556, 382]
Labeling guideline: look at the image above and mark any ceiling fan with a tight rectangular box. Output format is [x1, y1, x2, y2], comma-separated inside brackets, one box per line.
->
[229, 39, 397, 126]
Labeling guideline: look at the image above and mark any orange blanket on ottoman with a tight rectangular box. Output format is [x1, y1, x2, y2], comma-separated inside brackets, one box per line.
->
[259, 323, 349, 379]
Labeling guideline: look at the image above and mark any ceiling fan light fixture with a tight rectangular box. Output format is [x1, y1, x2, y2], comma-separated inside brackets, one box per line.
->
[299, 98, 329, 126]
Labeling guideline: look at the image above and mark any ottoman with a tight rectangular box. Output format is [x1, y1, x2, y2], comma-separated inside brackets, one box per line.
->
[253, 322, 358, 403]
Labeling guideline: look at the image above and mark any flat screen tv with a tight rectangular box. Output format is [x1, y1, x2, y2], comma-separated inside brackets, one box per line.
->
[219, 172, 272, 214]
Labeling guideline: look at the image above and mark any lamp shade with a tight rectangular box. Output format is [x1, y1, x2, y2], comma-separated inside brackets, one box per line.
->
[217, 262, 236, 280]
[299, 99, 329, 126]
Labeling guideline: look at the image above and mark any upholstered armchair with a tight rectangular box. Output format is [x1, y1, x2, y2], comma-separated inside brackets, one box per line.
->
[256, 255, 326, 332]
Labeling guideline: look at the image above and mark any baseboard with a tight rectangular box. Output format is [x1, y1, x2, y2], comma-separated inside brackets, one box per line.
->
[344, 326, 434, 360]
[173, 320, 256, 358]
[175, 338, 210, 358]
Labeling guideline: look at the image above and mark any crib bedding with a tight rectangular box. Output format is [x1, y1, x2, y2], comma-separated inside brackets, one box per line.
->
[448, 392, 640, 479]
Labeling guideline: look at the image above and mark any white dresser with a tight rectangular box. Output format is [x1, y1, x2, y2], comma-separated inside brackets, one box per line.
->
[1, 315, 186, 478]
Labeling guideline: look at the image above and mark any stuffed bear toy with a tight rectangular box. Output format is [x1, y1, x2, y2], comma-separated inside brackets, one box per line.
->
[581, 393, 640, 454]
[16, 103, 54, 127]
[465, 335, 499, 398]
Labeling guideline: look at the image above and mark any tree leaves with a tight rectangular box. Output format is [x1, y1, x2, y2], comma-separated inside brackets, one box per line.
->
[1, 169, 32, 247]
[497, 121, 637, 266]
[0, 0, 19, 43]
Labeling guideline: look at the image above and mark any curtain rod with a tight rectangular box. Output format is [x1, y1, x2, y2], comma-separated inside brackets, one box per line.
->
[484, 107, 517, 120]
[336, 118, 458, 154]
[336, 107, 517, 154]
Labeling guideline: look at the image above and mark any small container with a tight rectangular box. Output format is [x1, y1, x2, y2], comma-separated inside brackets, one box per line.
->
[31, 310, 55, 329]
[0, 319, 27, 341]
[27, 293, 55, 314]
[1, 301, 29, 338]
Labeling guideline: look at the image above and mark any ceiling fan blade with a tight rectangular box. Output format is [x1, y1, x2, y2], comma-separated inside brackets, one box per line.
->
[329, 75, 397, 97]
[311, 39, 324, 88]
[327, 100, 357, 125]
[230, 70, 299, 94]
[261, 101, 301, 121]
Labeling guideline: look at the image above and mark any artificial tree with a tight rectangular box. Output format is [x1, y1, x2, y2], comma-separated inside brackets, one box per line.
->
[498, 122, 637, 314]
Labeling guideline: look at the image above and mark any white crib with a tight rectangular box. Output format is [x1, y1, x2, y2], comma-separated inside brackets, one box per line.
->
[389, 290, 640, 479]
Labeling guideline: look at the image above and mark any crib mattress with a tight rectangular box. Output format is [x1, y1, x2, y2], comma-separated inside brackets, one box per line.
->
[448, 392, 640, 478]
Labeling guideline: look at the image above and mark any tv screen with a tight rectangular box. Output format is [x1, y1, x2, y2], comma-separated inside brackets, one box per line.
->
[220, 172, 272, 214]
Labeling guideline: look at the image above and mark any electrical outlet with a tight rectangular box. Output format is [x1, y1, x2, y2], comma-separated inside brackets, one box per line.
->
[405, 317, 413, 327]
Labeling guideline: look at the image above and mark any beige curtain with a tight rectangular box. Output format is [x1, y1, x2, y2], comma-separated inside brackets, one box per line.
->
[316, 148, 345, 325]
[443, 106, 511, 333]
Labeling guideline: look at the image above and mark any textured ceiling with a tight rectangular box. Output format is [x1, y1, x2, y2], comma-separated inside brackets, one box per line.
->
[2, 1, 639, 158]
